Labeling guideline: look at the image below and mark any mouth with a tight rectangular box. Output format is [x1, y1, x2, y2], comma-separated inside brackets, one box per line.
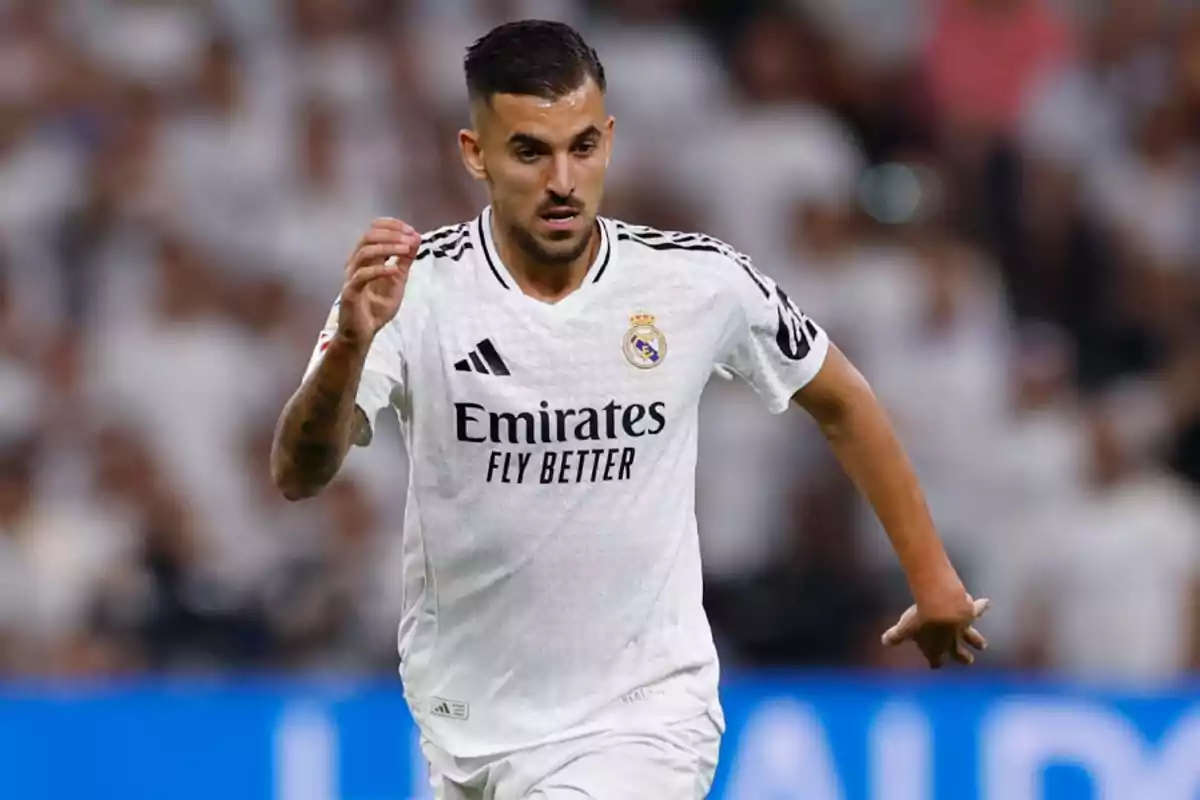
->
[538, 207, 582, 231]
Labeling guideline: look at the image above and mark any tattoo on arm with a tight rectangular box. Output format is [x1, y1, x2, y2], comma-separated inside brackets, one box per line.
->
[271, 336, 370, 498]
[292, 379, 349, 481]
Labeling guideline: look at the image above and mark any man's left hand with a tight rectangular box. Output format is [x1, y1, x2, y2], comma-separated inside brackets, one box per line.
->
[882, 594, 990, 669]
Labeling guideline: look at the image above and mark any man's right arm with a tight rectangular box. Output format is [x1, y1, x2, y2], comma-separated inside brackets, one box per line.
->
[272, 216, 419, 500]
[270, 333, 372, 501]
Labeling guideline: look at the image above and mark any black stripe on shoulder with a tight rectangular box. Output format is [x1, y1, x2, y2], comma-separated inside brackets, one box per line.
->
[422, 223, 470, 248]
[416, 224, 470, 260]
[416, 240, 475, 262]
[620, 225, 706, 246]
[619, 225, 730, 252]
[618, 227, 770, 298]
[444, 240, 474, 262]
[623, 226, 743, 256]
[619, 233, 723, 255]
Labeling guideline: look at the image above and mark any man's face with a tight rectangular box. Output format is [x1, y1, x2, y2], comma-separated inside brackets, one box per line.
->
[461, 79, 614, 265]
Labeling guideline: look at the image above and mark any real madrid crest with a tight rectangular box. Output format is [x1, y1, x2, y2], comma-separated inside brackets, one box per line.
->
[623, 312, 667, 369]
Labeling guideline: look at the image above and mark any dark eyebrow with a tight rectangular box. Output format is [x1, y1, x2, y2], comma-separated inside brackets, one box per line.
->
[508, 133, 549, 149]
[570, 125, 602, 145]
[506, 125, 602, 149]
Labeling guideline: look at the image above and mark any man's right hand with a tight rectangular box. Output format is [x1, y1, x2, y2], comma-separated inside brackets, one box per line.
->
[337, 217, 422, 344]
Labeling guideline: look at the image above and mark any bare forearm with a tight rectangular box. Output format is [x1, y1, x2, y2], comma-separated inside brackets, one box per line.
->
[812, 380, 961, 596]
[271, 334, 369, 500]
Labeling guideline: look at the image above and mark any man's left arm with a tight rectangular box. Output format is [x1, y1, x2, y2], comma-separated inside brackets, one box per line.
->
[792, 345, 988, 667]
[708, 246, 987, 667]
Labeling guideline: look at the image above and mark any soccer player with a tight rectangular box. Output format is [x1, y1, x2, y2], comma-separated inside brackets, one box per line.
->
[271, 19, 989, 799]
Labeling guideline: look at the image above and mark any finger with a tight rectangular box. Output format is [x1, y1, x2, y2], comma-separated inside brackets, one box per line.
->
[348, 234, 418, 270]
[346, 238, 419, 278]
[352, 226, 402, 254]
[882, 613, 919, 646]
[881, 605, 920, 647]
[359, 229, 421, 248]
[963, 625, 988, 651]
[973, 597, 991, 619]
[952, 641, 975, 666]
[926, 649, 945, 670]
[369, 217, 417, 235]
[352, 242, 418, 267]
[345, 263, 402, 291]
[351, 222, 418, 257]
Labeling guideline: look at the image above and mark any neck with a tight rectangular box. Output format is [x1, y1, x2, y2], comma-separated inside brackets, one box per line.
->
[493, 218, 601, 304]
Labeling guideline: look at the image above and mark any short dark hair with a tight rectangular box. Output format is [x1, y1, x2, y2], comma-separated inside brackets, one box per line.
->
[464, 20, 606, 105]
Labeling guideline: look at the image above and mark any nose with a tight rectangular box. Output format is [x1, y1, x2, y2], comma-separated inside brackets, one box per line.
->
[546, 152, 574, 199]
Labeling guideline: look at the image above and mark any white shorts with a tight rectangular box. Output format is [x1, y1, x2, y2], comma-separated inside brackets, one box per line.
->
[422, 710, 722, 799]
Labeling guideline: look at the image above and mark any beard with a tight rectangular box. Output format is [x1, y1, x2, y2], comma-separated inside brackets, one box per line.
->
[509, 218, 594, 266]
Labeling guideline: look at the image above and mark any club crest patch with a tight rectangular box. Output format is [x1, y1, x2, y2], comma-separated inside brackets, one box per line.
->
[623, 312, 666, 369]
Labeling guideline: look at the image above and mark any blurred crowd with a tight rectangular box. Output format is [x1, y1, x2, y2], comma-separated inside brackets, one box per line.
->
[0, 0, 1198, 682]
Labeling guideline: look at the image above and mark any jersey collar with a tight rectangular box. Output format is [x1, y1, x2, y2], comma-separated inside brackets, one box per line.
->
[476, 206, 616, 295]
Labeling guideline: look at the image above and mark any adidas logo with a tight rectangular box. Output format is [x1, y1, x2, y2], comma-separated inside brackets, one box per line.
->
[454, 339, 510, 376]
[430, 697, 470, 720]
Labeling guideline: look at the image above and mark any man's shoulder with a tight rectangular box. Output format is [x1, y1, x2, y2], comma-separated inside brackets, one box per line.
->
[609, 219, 748, 259]
[371, 219, 476, 335]
[606, 218, 767, 292]
[401, 219, 477, 296]
[416, 219, 475, 262]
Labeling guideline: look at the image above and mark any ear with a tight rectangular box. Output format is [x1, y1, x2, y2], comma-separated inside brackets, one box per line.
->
[603, 115, 616, 168]
[459, 128, 488, 182]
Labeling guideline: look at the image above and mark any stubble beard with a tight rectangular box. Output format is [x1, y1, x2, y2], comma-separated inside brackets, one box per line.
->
[510, 218, 594, 268]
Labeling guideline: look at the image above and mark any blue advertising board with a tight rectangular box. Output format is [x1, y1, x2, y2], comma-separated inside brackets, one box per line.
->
[0, 673, 1197, 799]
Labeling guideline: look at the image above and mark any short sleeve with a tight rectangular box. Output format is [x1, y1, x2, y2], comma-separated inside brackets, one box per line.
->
[716, 254, 830, 414]
[302, 297, 404, 439]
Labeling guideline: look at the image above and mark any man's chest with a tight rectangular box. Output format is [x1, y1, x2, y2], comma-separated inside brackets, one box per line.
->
[398, 287, 726, 487]
[412, 284, 726, 407]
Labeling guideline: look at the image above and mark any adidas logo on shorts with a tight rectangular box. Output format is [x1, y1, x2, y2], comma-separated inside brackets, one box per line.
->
[430, 697, 470, 721]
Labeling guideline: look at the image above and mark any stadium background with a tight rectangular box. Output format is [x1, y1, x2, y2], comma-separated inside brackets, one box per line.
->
[0, 0, 1198, 797]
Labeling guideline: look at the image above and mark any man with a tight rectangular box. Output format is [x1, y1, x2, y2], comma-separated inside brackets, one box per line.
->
[271, 20, 988, 799]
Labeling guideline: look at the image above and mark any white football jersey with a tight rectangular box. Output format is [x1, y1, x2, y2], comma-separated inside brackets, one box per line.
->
[302, 207, 830, 757]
